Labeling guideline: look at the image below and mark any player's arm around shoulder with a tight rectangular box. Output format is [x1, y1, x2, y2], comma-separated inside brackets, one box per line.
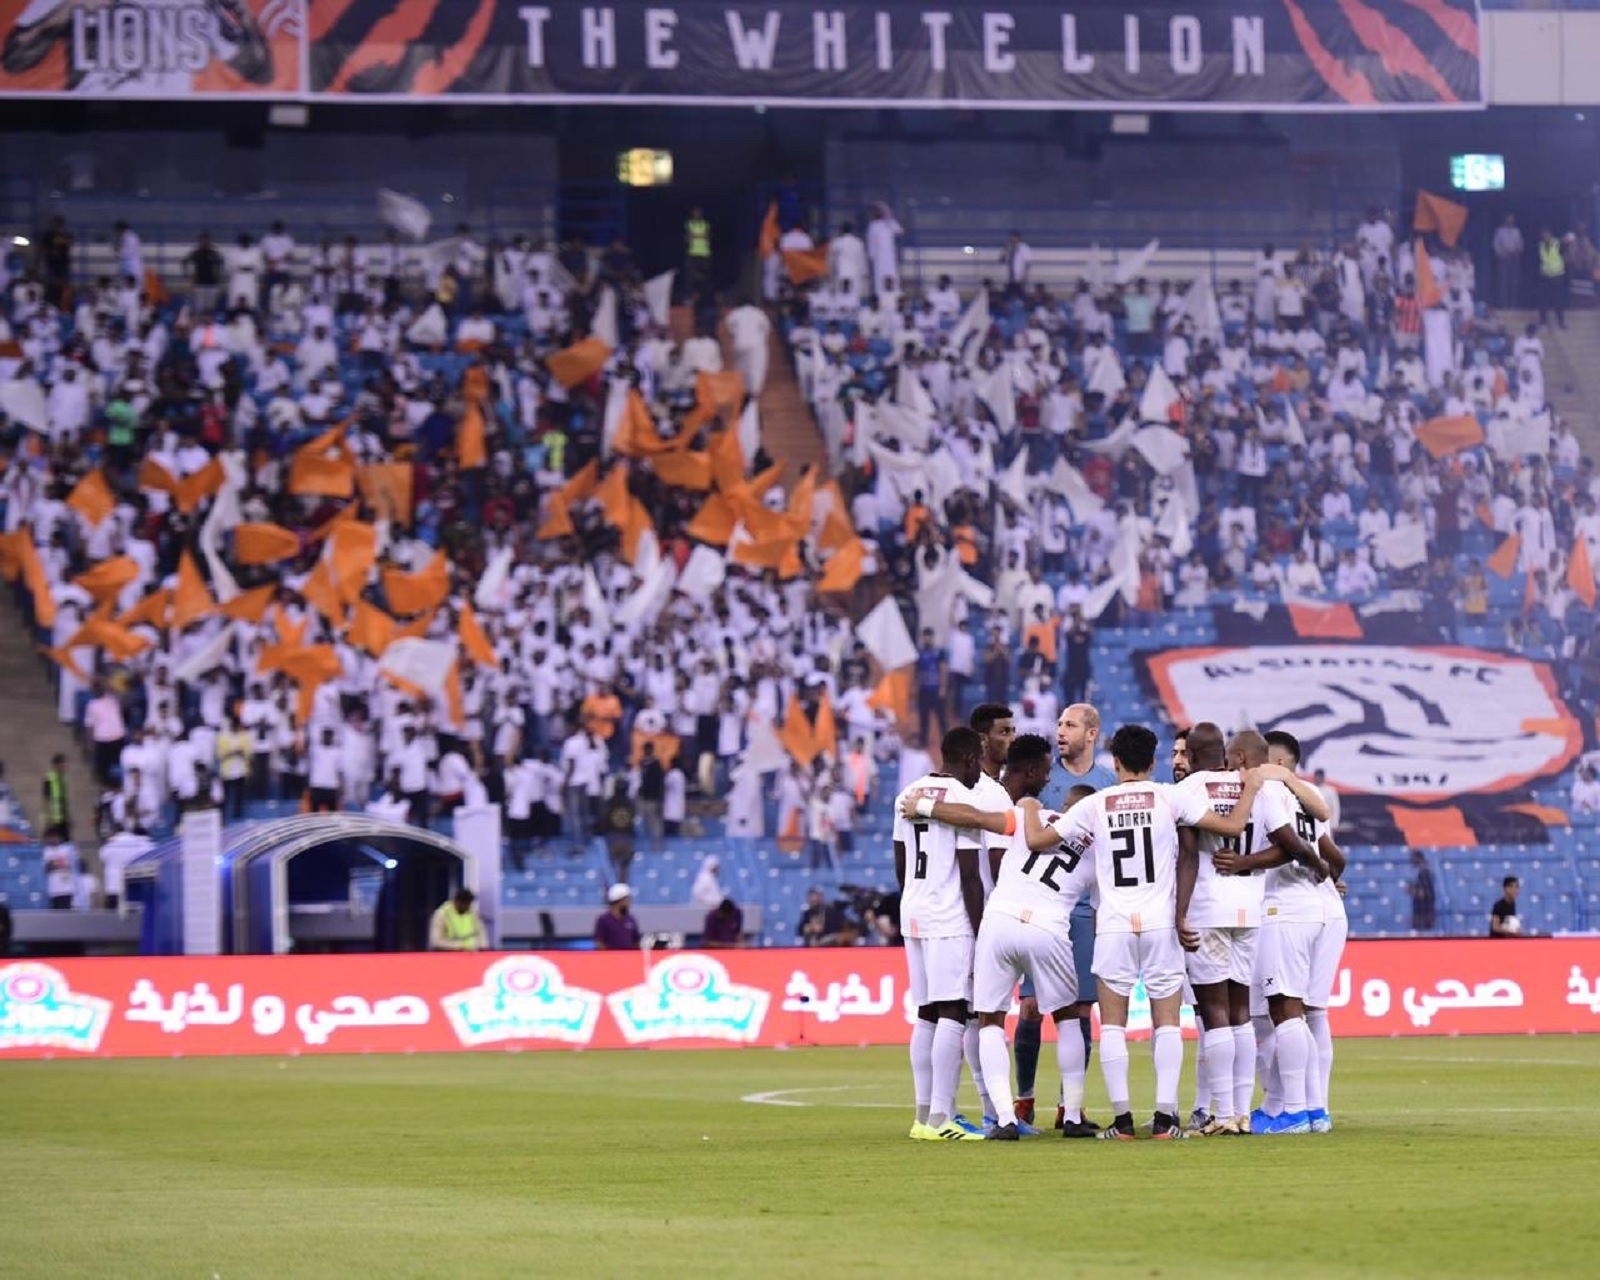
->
[897, 788, 1014, 837]
[1020, 796, 1067, 851]
[1255, 762, 1330, 821]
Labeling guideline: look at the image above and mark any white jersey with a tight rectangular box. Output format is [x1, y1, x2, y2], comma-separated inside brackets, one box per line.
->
[1273, 800, 1339, 924]
[1174, 771, 1295, 928]
[969, 770, 1011, 898]
[1279, 797, 1347, 921]
[1049, 780, 1210, 935]
[986, 804, 1096, 934]
[894, 774, 982, 939]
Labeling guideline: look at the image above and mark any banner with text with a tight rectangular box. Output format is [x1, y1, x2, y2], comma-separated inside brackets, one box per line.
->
[305, 1, 1485, 109]
[1141, 645, 1583, 804]
[2, 939, 1594, 1059]
[0, 0, 303, 97]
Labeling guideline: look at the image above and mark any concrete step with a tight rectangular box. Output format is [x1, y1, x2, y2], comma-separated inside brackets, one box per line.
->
[1536, 309, 1600, 461]
[752, 328, 828, 487]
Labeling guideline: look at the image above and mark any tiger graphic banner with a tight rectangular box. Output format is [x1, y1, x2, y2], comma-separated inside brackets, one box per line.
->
[0, 2, 1484, 107]
[0, 0, 303, 97]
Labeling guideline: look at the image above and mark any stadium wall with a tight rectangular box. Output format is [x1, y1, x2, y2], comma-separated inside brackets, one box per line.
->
[2, 942, 1598, 1059]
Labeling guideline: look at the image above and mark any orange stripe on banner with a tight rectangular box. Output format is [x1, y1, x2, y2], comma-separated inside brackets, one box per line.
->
[412, 0, 496, 97]
[1289, 602, 1362, 639]
[1504, 803, 1570, 828]
[1388, 806, 1477, 848]
[327, 0, 441, 93]
[1520, 717, 1572, 737]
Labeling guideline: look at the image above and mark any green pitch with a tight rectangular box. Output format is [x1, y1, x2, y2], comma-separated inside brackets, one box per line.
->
[3, 1035, 1598, 1278]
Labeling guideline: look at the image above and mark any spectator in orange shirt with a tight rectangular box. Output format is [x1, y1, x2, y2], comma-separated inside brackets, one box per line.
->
[904, 489, 931, 544]
[1022, 605, 1059, 665]
[581, 682, 624, 740]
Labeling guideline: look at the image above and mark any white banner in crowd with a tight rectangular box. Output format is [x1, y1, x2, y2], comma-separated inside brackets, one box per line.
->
[1145, 645, 1582, 802]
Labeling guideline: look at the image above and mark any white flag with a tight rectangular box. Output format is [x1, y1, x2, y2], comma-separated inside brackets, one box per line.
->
[592, 286, 620, 350]
[1085, 242, 1107, 296]
[0, 379, 48, 433]
[1179, 273, 1224, 345]
[377, 189, 431, 242]
[1131, 425, 1189, 476]
[856, 595, 919, 670]
[896, 362, 936, 419]
[643, 270, 675, 328]
[1086, 349, 1127, 399]
[600, 376, 629, 457]
[614, 556, 675, 630]
[947, 289, 990, 362]
[738, 399, 762, 467]
[974, 363, 1016, 434]
[1113, 238, 1161, 286]
[675, 544, 726, 599]
[1138, 365, 1180, 424]
[475, 547, 514, 611]
[379, 638, 457, 697]
[1373, 522, 1429, 571]
[174, 626, 233, 685]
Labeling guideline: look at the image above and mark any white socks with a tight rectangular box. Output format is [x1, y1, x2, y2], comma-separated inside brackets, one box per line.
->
[1099, 1024, 1130, 1116]
[963, 1020, 996, 1121]
[1192, 1015, 1208, 1114]
[1235, 1022, 1260, 1118]
[1253, 1014, 1280, 1116]
[911, 1018, 935, 1124]
[977, 1025, 1015, 1128]
[928, 1018, 966, 1130]
[1275, 1016, 1312, 1115]
[1152, 1025, 1183, 1117]
[1057, 1017, 1088, 1122]
[1202, 1027, 1236, 1120]
[1307, 1008, 1333, 1114]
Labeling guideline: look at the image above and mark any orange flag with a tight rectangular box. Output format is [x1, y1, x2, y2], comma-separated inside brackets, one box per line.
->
[1414, 238, 1443, 309]
[17, 529, 54, 628]
[1487, 532, 1521, 579]
[758, 201, 781, 257]
[116, 588, 171, 631]
[66, 470, 116, 527]
[300, 561, 346, 629]
[595, 462, 631, 527]
[458, 601, 498, 667]
[174, 457, 225, 514]
[556, 459, 601, 506]
[785, 466, 816, 536]
[172, 553, 214, 629]
[395, 608, 437, 641]
[348, 599, 397, 656]
[816, 538, 865, 593]
[0, 530, 23, 582]
[1569, 537, 1598, 609]
[289, 449, 355, 498]
[327, 520, 378, 604]
[813, 688, 838, 761]
[819, 506, 856, 553]
[457, 400, 487, 471]
[547, 336, 611, 389]
[358, 462, 415, 525]
[616, 390, 679, 457]
[234, 522, 301, 566]
[68, 619, 149, 662]
[783, 244, 829, 285]
[275, 609, 309, 651]
[1415, 414, 1484, 459]
[40, 645, 88, 684]
[138, 458, 179, 496]
[778, 696, 820, 767]
[650, 451, 713, 491]
[690, 370, 746, 434]
[73, 556, 139, 601]
[1413, 191, 1468, 248]
[383, 551, 450, 616]
[707, 429, 746, 493]
[277, 645, 342, 724]
[445, 664, 465, 727]
[308, 501, 358, 545]
[219, 583, 276, 624]
[617, 496, 656, 564]
[867, 667, 912, 724]
[686, 492, 737, 545]
[536, 501, 575, 540]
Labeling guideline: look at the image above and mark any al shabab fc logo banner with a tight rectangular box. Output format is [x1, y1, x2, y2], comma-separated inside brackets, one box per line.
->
[1143, 645, 1582, 803]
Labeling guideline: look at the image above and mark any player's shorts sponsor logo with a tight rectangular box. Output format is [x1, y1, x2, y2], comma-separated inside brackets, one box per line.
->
[0, 962, 113, 1053]
[607, 955, 770, 1044]
[441, 956, 602, 1047]
[1144, 645, 1582, 801]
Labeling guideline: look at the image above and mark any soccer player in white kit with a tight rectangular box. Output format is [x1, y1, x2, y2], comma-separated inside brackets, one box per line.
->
[899, 733, 1094, 1140]
[1265, 730, 1348, 1134]
[1209, 731, 1330, 1136]
[1172, 722, 1303, 1135]
[1042, 724, 1259, 1140]
[894, 727, 989, 1142]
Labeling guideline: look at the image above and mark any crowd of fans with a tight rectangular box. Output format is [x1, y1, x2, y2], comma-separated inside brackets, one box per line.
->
[2, 196, 1598, 933]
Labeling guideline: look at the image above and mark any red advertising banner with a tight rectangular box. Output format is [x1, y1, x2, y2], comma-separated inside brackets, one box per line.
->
[2, 940, 1597, 1060]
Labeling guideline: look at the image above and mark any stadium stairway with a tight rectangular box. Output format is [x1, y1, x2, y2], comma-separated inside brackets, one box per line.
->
[750, 329, 829, 484]
[0, 593, 99, 867]
[1535, 309, 1600, 459]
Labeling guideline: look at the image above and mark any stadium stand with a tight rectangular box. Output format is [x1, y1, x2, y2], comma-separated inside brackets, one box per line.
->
[0, 182, 1596, 951]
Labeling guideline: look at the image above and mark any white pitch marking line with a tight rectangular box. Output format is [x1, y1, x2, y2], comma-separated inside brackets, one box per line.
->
[741, 1085, 901, 1109]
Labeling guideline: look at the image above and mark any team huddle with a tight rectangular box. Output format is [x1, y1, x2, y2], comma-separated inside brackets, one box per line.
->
[893, 703, 1347, 1142]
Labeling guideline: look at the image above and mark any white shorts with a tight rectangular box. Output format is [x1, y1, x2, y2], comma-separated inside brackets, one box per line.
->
[1307, 915, 1349, 1008]
[906, 934, 975, 1007]
[1187, 926, 1259, 988]
[1093, 929, 1185, 1000]
[974, 913, 1077, 1014]
[1255, 920, 1323, 1003]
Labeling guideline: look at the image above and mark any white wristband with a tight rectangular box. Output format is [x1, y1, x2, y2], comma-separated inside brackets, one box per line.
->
[914, 796, 936, 818]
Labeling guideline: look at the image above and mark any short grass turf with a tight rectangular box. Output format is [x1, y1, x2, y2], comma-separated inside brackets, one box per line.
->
[2, 1035, 1598, 1279]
